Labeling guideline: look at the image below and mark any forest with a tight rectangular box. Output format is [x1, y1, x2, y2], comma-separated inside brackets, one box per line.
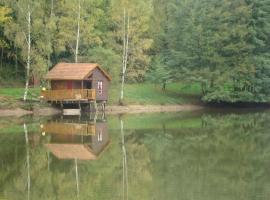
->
[0, 0, 270, 103]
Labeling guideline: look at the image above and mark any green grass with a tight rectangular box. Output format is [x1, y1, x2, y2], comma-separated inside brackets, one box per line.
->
[108, 82, 201, 105]
[0, 87, 40, 99]
[0, 83, 202, 109]
[0, 87, 43, 109]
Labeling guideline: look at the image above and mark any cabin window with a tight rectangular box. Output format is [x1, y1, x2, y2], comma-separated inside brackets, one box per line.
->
[98, 129, 103, 142]
[97, 81, 103, 94]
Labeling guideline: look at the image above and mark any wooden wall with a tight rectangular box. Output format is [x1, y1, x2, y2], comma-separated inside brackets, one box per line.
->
[51, 80, 67, 90]
[91, 68, 109, 101]
[49, 67, 110, 102]
[51, 80, 82, 90]
[90, 122, 109, 155]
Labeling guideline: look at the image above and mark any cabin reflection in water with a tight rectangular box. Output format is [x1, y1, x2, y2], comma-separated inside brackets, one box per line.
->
[40, 118, 110, 161]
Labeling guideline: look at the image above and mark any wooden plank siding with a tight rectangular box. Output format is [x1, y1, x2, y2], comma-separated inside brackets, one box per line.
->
[41, 122, 96, 135]
[41, 89, 96, 101]
[92, 68, 109, 101]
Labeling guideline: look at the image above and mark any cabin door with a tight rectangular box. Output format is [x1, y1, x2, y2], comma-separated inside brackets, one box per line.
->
[67, 81, 73, 89]
[83, 80, 92, 89]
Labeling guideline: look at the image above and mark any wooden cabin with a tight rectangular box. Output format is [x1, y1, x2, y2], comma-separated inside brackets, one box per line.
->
[41, 63, 112, 104]
[41, 119, 110, 161]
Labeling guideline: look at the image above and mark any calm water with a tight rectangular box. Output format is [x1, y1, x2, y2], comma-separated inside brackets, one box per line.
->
[0, 109, 270, 200]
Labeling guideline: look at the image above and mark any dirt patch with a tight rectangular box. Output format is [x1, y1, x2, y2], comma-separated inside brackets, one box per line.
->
[0, 104, 204, 117]
[33, 107, 62, 116]
[0, 108, 32, 117]
[0, 107, 61, 117]
[0, 96, 7, 100]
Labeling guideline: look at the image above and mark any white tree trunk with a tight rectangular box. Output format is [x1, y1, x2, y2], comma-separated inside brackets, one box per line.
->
[120, 119, 128, 199]
[120, 8, 126, 102]
[23, 6, 31, 101]
[50, 0, 54, 17]
[24, 123, 31, 200]
[75, 0, 81, 63]
[75, 158, 80, 198]
[120, 9, 129, 102]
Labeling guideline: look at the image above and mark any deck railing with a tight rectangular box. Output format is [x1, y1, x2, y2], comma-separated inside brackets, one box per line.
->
[41, 89, 96, 101]
[41, 122, 96, 135]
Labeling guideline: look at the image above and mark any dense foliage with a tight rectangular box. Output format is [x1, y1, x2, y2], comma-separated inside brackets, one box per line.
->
[151, 0, 270, 102]
[0, 0, 270, 103]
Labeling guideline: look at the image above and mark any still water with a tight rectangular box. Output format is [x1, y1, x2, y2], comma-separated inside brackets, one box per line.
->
[0, 109, 270, 200]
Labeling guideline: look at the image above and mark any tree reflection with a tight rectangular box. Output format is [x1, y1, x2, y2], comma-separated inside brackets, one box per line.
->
[1, 112, 270, 200]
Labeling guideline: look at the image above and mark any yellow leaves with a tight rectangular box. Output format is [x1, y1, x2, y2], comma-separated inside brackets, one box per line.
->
[0, 6, 12, 24]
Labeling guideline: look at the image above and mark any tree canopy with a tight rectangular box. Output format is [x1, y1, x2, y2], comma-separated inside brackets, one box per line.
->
[0, 0, 270, 103]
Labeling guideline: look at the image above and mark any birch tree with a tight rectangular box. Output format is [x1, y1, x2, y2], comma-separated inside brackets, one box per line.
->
[120, 119, 128, 199]
[74, 158, 80, 199]
[111, 0, 153, 83]
[75, 0, 81, 63]
[120, 8, 129, 104]
[50, 0, 54, 17]
[23, 4, 31, 101]
[24, 123, 31, 200]
[55, 0, 101, 63]
[14, 1, 32, 101]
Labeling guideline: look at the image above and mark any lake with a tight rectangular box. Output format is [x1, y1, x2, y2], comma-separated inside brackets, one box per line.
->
[0, 109, 270, 200]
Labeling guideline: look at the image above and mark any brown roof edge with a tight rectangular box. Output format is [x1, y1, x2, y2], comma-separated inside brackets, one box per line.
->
[83, 64, 112, 81]
[45, 63, 112, 81]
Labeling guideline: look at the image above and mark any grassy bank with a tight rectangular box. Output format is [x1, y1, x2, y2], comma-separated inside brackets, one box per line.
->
[109, 83, 201, 105]
[0, 83, 202, 109]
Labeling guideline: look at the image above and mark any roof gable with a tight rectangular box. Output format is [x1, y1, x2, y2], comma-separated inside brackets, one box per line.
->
[45, 63, 112, 81]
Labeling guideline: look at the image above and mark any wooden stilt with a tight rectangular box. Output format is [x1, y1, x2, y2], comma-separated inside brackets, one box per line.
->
[78, 101, 81, 110]
[89, 101, 91, 113]
[89, 111, 94, 121]
[102, 110, 105, 121]
[103, 102, 106, 112]
[94, 111, 97, 123]
[94, 101, 98, 112]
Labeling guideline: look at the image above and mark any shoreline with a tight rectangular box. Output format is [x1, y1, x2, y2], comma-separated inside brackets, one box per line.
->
[0, 104, 204, 117]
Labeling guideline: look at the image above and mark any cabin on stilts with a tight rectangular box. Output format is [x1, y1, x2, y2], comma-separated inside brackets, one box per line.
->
[41, 63, 112, 110]
[41, 119, 110, 161]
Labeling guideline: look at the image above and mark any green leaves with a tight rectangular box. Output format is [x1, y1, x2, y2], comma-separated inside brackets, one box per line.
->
[151, 0, 270, 103]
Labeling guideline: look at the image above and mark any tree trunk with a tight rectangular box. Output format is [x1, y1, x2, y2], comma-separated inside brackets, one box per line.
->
[23, 6, 31, 101]
[162, 81, 166, 91]
[75, 0, 81, 63]
[201, 82, 206, 95]
[120, 8, 129, 104]
[50, 0, 54, 17]
[120, 119, 128, 199]
[1, 47, 3, 70]
[75, 158, 80, 198]
[15, 46, 18, 78]
[24, 123, 31, 200]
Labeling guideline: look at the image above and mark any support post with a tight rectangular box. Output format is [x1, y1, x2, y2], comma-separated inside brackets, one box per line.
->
[89, 101, 91, 113]
[94, 111, 97, 123]
[94, 101, 98, 112]
[78, 101, 81, 111]
[103, 102, 106, 112]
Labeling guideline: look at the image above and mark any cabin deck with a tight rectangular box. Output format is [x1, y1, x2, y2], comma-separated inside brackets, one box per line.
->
[41, 89, 96, 102]
[41, 121, 96, 135]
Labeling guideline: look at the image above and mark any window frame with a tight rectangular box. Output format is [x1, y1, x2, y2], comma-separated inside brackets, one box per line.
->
[97, 81, 103, 95]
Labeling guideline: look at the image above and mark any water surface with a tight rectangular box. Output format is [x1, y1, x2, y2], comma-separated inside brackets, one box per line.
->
[0, 110, 270, 200]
